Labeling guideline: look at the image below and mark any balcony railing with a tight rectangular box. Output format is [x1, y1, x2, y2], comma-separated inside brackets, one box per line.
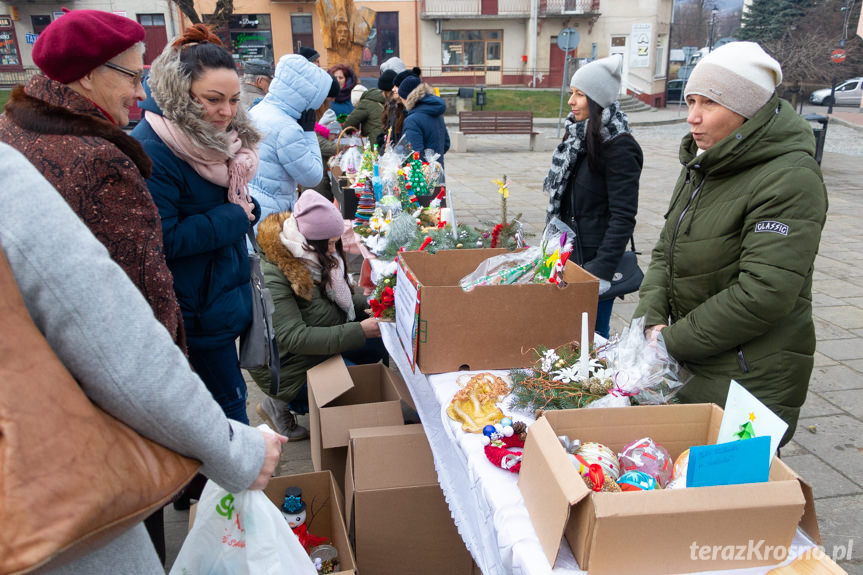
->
[421, 0, 599, 18]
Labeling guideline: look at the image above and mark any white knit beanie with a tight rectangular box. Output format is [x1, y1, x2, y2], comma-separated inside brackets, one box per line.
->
[351, 84, 368, 107]
[684, 42, 782, 119]
[570, 55, 622, 109]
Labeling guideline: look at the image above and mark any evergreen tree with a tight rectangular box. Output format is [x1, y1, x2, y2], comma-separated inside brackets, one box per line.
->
[738, 0, 809, 43]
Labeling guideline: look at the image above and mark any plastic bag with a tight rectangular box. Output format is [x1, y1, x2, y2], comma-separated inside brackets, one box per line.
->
[602, 316, 692, 405]
[169, 479, 317, 575]
[459, 247, 544, 291]
[423, 150, 444, 190]
[533, 217, 576, 284]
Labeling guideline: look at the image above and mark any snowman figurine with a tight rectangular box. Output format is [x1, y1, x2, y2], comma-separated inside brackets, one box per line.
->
[281, 486, 328, 553]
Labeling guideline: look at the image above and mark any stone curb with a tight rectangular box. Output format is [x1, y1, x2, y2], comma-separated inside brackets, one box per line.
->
[827, 114, 863, 132]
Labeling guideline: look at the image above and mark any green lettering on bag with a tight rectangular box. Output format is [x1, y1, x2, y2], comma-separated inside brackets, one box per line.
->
[216, 493, 235, 519]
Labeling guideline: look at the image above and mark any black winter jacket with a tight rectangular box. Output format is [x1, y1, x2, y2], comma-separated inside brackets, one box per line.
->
[558, 133, 643, 281]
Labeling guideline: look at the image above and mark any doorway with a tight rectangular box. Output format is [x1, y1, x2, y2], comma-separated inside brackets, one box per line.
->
[137, 14, 168, 66]
[609, 35, 628, 95]
[291, 14, 314, 54]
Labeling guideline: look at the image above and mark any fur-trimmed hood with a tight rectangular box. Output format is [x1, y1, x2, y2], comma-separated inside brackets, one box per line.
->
[3, 76, 152, 177]
[143, 43, 260, 155]
[404, 83, 442, 113]
[256, 212, 315, 301]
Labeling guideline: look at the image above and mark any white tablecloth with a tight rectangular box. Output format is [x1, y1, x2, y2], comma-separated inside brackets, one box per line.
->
[379, 323, 816, 575]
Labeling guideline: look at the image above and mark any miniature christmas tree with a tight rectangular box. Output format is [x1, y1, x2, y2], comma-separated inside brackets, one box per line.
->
[406, 151, 429, 197]
[359, 141, 375, 178]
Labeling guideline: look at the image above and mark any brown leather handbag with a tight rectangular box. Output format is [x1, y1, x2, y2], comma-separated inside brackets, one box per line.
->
[0, 249, 200, 574]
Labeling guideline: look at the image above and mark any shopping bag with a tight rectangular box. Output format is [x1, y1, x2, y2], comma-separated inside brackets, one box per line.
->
[169, 480, 317, 575]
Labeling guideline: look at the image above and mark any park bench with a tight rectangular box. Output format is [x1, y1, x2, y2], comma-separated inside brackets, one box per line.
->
[451, 110, 541, 152]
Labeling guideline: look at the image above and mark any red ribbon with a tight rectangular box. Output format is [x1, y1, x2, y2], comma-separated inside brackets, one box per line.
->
[588, 464, 605, 492]
[419, 236, 433, 251]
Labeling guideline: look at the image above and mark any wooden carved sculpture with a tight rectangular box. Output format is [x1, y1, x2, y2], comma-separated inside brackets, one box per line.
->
[316, 0, 375, 72]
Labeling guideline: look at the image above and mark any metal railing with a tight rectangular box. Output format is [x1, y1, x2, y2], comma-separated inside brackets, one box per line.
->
[421, 0, 599, 18]
[0, 67, 39, 89]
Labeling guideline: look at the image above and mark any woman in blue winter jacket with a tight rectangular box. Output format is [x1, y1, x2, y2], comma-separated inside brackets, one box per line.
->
[132, 24, 261, 424]
[248, 54, 334, 221]
[396, 75, 450, 167]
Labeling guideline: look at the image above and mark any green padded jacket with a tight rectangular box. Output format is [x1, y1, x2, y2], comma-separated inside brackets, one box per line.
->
[248, 214, 367, 404]
[343, 88, 385, 145]
[634, 95, 828, 445]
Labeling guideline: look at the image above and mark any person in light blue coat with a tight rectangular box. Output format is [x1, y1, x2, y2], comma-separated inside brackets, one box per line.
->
[249, 54, 333, 221]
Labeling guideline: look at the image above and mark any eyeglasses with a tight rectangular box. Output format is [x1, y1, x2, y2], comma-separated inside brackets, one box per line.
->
[103, 61, 145, 86]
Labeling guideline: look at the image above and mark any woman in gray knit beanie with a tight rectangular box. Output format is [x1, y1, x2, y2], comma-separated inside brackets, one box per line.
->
[634, 42, 827, 447]
[543, 54, 643, 338]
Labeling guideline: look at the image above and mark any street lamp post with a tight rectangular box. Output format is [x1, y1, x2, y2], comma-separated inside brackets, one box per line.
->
[708, 7, 719, 52]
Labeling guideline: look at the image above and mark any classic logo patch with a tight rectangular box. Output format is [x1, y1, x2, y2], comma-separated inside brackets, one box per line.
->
[754, 221, 789, 236]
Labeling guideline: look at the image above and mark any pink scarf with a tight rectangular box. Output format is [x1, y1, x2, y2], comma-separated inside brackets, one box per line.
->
[145, 111, 259, 205]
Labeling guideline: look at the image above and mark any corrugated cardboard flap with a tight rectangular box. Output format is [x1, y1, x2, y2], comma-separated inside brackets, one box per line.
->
[518, 417, 591, 567]
[307, 354, 355, 408]
[348, 425, 438, 491]
[319, 401, 403, 450]
[770, 457, 821, 544]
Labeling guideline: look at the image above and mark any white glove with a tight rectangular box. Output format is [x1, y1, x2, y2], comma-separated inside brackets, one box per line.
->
[598, 279, 611, 295]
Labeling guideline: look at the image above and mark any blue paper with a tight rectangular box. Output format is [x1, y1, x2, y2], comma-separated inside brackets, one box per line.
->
[686, 436, 771, 488]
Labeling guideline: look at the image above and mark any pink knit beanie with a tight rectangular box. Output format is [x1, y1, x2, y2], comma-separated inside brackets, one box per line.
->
[293, 190, 344, 240]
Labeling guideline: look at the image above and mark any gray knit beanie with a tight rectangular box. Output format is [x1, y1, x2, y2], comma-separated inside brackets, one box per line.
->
[570, 55, 622, 109]
[380, 56, 407, 74]
[684, 42, 782, 119]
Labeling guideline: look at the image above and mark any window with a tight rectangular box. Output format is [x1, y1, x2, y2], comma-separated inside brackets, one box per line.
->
[654, 34, 667, 78]
[206, 14, 274, 68]
[362, 12, 399, 69]
[138, 14, 166, 27]
[441, 30, 502, 71]
[31, 15, 51, 35]
[0, 16, 21, 68]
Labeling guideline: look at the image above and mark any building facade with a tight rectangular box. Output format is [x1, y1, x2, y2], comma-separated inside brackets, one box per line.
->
[0, 0, 180, 86]
[1, 0, 673, 105]
[419, 0, 673, 106]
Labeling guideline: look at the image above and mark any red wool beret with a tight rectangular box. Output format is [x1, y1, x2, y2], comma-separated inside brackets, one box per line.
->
[33, 8, 145, 84]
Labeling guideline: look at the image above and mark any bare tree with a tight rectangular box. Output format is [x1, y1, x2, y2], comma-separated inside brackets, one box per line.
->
[169, 0, 235, 29]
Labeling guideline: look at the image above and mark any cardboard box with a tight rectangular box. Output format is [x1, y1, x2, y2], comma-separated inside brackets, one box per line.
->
[264, 471, 357, 575]
[188, 471, 356, 574]
[518, 404, 820, 575]
[307, 356, 413, 497]
[345, 425, 475, 575]
[395, 248, 599, 374]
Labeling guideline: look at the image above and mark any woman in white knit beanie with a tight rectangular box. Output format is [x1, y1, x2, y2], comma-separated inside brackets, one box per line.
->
[634, 41, 828, 448]
[682, 41, 782, 149]
[543, 54, 643, 338]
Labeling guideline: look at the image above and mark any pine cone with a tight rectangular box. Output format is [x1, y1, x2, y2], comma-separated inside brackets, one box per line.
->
[589, 382, 605, 395]
[512, 421, 527, 442]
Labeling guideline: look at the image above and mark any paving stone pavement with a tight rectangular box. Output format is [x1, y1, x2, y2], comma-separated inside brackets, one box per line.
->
[163, 111, 863, 574]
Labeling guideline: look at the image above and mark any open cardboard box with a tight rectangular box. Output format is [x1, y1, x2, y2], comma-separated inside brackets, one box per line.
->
[395, 249, 599, 374]
[344, 424, 475, 575]
[187, 471, 356, 574]
[518, 404, 820, 575]
[308, 356, 414, 497]
[264, 471, 357, 575]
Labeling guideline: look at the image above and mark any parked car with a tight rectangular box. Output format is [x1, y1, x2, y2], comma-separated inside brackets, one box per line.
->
[809, 77, 862, 106]
[666, 78, 685, 105]
[126, 66, 151, 128]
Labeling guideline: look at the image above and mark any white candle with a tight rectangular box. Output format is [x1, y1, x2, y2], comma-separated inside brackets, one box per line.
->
[578, 311, 590, 378]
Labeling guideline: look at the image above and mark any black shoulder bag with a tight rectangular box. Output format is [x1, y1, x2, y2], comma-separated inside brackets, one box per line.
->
[239, 229, 280, 395]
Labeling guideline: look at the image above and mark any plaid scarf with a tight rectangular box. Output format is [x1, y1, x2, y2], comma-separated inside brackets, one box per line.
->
[543, 101, 630, 222]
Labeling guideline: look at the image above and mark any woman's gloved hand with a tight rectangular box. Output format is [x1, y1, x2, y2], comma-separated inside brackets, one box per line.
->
[298, 109, 317, 132]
